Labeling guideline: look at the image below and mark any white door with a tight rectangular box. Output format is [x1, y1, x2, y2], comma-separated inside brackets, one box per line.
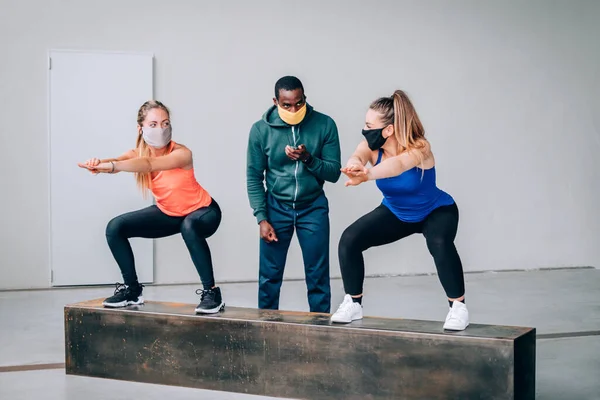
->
[49, 50, 154, 286]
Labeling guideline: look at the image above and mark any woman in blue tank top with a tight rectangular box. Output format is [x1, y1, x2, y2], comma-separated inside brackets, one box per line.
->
[330, 90, 469, 331]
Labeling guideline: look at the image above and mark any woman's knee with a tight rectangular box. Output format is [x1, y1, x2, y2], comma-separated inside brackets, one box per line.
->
[426, 235, 454, 257]
[180, 217, 196, 239]
[105, 216, 125, 238]
[339, 226, 365, 254]
[181, 210, 220, 239]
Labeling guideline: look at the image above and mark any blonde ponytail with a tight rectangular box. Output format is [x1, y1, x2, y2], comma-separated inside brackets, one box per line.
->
[370, 90, 428, 168]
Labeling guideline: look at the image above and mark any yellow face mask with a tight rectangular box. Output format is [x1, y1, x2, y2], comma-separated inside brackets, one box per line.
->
[278, 103, 307, 126]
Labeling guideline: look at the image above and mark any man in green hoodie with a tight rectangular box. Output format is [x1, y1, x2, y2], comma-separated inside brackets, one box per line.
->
[246, 76, 341, 313]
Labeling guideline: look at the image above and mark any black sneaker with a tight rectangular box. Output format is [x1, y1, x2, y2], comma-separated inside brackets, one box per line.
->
[195, 287, 225, 314]
[102, 283, 144, 308]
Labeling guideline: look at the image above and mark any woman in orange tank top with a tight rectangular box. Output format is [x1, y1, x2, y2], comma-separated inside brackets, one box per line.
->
[78, 100, 225, 314]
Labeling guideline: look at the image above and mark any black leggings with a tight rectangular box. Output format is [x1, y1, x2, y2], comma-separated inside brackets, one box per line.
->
[105, 199, 221, 289]
[338, 203, 464, 299]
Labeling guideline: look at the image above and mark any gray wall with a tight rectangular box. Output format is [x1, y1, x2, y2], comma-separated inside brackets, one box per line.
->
[1, 0, 598, 290]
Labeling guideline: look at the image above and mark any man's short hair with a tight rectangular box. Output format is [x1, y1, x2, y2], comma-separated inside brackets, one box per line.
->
[274, 76, 304, 100]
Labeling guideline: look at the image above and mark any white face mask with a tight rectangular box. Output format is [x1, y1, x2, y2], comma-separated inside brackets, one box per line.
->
[142, 126, 172, 148]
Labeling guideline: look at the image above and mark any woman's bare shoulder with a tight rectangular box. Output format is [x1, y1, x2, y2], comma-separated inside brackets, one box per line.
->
[171, 142, 192, 154]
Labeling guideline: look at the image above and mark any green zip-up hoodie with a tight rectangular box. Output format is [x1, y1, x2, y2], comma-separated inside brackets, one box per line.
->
[246, 103, 341, 223]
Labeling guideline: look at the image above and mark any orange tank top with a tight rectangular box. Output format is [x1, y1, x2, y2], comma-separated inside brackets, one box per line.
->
[149, 142, 212, 217]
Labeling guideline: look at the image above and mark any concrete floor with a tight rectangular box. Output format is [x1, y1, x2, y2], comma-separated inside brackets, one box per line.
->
[0, 268, 599, 399]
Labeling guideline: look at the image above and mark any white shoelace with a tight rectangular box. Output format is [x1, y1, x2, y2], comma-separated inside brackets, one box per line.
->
[335, 300, 354, 315]
[447, 307, 465, 322]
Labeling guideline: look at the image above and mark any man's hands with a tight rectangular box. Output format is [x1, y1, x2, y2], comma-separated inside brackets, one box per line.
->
[285, 144, 311, 162]
[259, 220, 278, 243]
[258, 144, 310, 245]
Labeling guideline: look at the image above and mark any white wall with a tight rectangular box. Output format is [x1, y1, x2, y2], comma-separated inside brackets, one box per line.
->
[1, 0, 598, 290]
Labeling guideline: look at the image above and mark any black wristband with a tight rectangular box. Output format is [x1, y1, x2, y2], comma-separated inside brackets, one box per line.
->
[301, 154, 314, 165]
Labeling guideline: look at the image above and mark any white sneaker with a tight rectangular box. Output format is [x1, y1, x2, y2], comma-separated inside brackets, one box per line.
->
[443, 301, 469, 331]
[331, 294, 363, 323]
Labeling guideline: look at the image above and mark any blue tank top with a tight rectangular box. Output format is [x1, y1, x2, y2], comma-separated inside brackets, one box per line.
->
[375, 149, 454, 222]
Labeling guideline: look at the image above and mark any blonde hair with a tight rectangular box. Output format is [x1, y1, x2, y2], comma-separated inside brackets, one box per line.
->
[135, 100, 170, 193]
[369, 90, 427, 167]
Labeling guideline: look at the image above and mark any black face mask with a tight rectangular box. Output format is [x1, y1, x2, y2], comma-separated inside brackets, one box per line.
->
[362, 128, 388, 150]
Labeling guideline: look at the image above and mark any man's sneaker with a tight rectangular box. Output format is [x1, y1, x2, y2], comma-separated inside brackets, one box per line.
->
[102, 283, 144, 308]
[443, 301, 469, 331]
[331, 294, 363, 323]
[195, 287, 225, 314]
